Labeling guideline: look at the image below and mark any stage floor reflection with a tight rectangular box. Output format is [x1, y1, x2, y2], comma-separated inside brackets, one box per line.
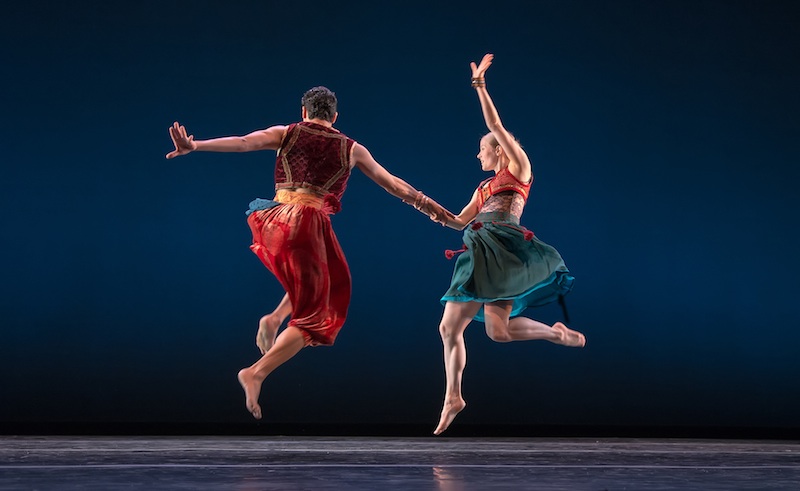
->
[1, 436, 799, 490]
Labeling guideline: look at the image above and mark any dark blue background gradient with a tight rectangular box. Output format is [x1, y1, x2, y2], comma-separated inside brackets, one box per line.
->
[2, 0, 798, 432]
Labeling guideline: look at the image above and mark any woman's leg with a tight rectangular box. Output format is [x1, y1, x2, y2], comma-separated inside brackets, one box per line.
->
[434, 301, 482, 435]
[257, 293, 292, 354]
[237, 325, 307, 420]
[483, 300, 586, 346]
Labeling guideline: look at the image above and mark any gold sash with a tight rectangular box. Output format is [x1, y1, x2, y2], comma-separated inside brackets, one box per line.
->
[274, 189, 324, 209]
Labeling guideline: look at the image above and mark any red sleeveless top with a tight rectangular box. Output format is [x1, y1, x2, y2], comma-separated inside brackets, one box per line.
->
[476, 167, 533, 210]
[274, 122, 355, 201]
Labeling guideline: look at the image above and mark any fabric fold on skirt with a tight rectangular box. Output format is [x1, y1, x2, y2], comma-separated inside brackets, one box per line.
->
[440, 213, 574, 322]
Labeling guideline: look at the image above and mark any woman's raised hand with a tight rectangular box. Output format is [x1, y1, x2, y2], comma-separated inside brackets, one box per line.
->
[470, 53, 494, 80]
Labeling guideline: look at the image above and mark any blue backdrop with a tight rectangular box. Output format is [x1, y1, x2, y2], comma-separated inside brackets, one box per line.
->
[2, 0, 798, 432]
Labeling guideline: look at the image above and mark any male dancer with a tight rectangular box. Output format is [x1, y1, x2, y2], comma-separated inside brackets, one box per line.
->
[167, 86, 450, 419]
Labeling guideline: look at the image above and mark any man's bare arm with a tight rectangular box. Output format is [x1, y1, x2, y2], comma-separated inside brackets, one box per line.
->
[166, 122, 286, 159]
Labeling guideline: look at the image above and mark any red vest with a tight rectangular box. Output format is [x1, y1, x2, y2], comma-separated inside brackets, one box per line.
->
[476, 167, 533, 209]
[274, 122, 355, 200]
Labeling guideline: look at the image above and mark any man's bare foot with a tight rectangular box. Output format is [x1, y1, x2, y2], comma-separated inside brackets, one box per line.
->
[256, 314, 280, 354]
[237, 368, 263, 420]
[433, 397, 466, 435]
[552, 322, 586, 347]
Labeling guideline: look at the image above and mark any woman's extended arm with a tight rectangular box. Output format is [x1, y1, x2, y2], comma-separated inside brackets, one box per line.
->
[441, 189, 480, 231]
[470, 54, 532, 181]
[165, 121, 287, 159]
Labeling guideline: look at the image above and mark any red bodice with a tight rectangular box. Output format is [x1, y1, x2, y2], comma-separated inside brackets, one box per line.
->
[274, 122, 355, 201]
[476, 167, 533, 209]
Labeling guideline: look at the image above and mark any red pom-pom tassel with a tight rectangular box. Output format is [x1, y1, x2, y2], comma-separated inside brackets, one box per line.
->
[444, 244, 468, 260]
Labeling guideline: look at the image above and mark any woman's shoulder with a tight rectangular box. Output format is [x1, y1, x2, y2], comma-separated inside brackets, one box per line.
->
[505, 163, 532, 185]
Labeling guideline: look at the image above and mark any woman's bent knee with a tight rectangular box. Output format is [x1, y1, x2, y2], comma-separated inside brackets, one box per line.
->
[485, 324, 512, 343]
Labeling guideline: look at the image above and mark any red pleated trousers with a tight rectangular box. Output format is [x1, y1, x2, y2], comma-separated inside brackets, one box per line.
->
[246, 203, 351, 346]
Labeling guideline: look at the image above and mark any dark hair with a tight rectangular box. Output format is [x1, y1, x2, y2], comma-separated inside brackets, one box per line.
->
[301, 86, 337, 122]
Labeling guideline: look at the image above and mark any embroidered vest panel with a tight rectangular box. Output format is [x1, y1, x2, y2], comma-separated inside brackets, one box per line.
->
[476, 167, 533, 209]
[274, 122, 355, 200]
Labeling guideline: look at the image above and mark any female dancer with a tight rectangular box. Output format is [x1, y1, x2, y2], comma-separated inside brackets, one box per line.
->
[434, 55, 586, 435]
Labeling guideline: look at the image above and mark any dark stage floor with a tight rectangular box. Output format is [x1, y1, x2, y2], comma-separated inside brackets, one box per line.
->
[1, 436, 799, 490]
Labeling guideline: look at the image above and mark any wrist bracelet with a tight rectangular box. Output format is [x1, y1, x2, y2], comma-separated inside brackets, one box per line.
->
[411, 191, 427, 210]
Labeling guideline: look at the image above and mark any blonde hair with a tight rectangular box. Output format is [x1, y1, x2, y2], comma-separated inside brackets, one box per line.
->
[483, 132, 519, 150]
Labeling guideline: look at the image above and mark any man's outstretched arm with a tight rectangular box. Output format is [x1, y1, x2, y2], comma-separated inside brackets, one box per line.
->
[351, 143, 454, 224]
[166, 122, 287, 159]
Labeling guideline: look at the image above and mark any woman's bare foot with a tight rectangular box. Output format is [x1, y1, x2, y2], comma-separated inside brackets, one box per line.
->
[256, 314, 281, 354]
[552, 322, 586, 347]
[237, 368, 263, 419]
[434, 397, 466, 435]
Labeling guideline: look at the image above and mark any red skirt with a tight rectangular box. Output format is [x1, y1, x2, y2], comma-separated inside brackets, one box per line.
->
[247, 203, 351, 346]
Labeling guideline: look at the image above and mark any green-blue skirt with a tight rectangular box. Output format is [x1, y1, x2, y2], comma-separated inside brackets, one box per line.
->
[440, 212, 574, 322]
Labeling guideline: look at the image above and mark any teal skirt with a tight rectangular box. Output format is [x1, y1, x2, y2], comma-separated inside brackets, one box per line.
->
[440, 212, 574, 322]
